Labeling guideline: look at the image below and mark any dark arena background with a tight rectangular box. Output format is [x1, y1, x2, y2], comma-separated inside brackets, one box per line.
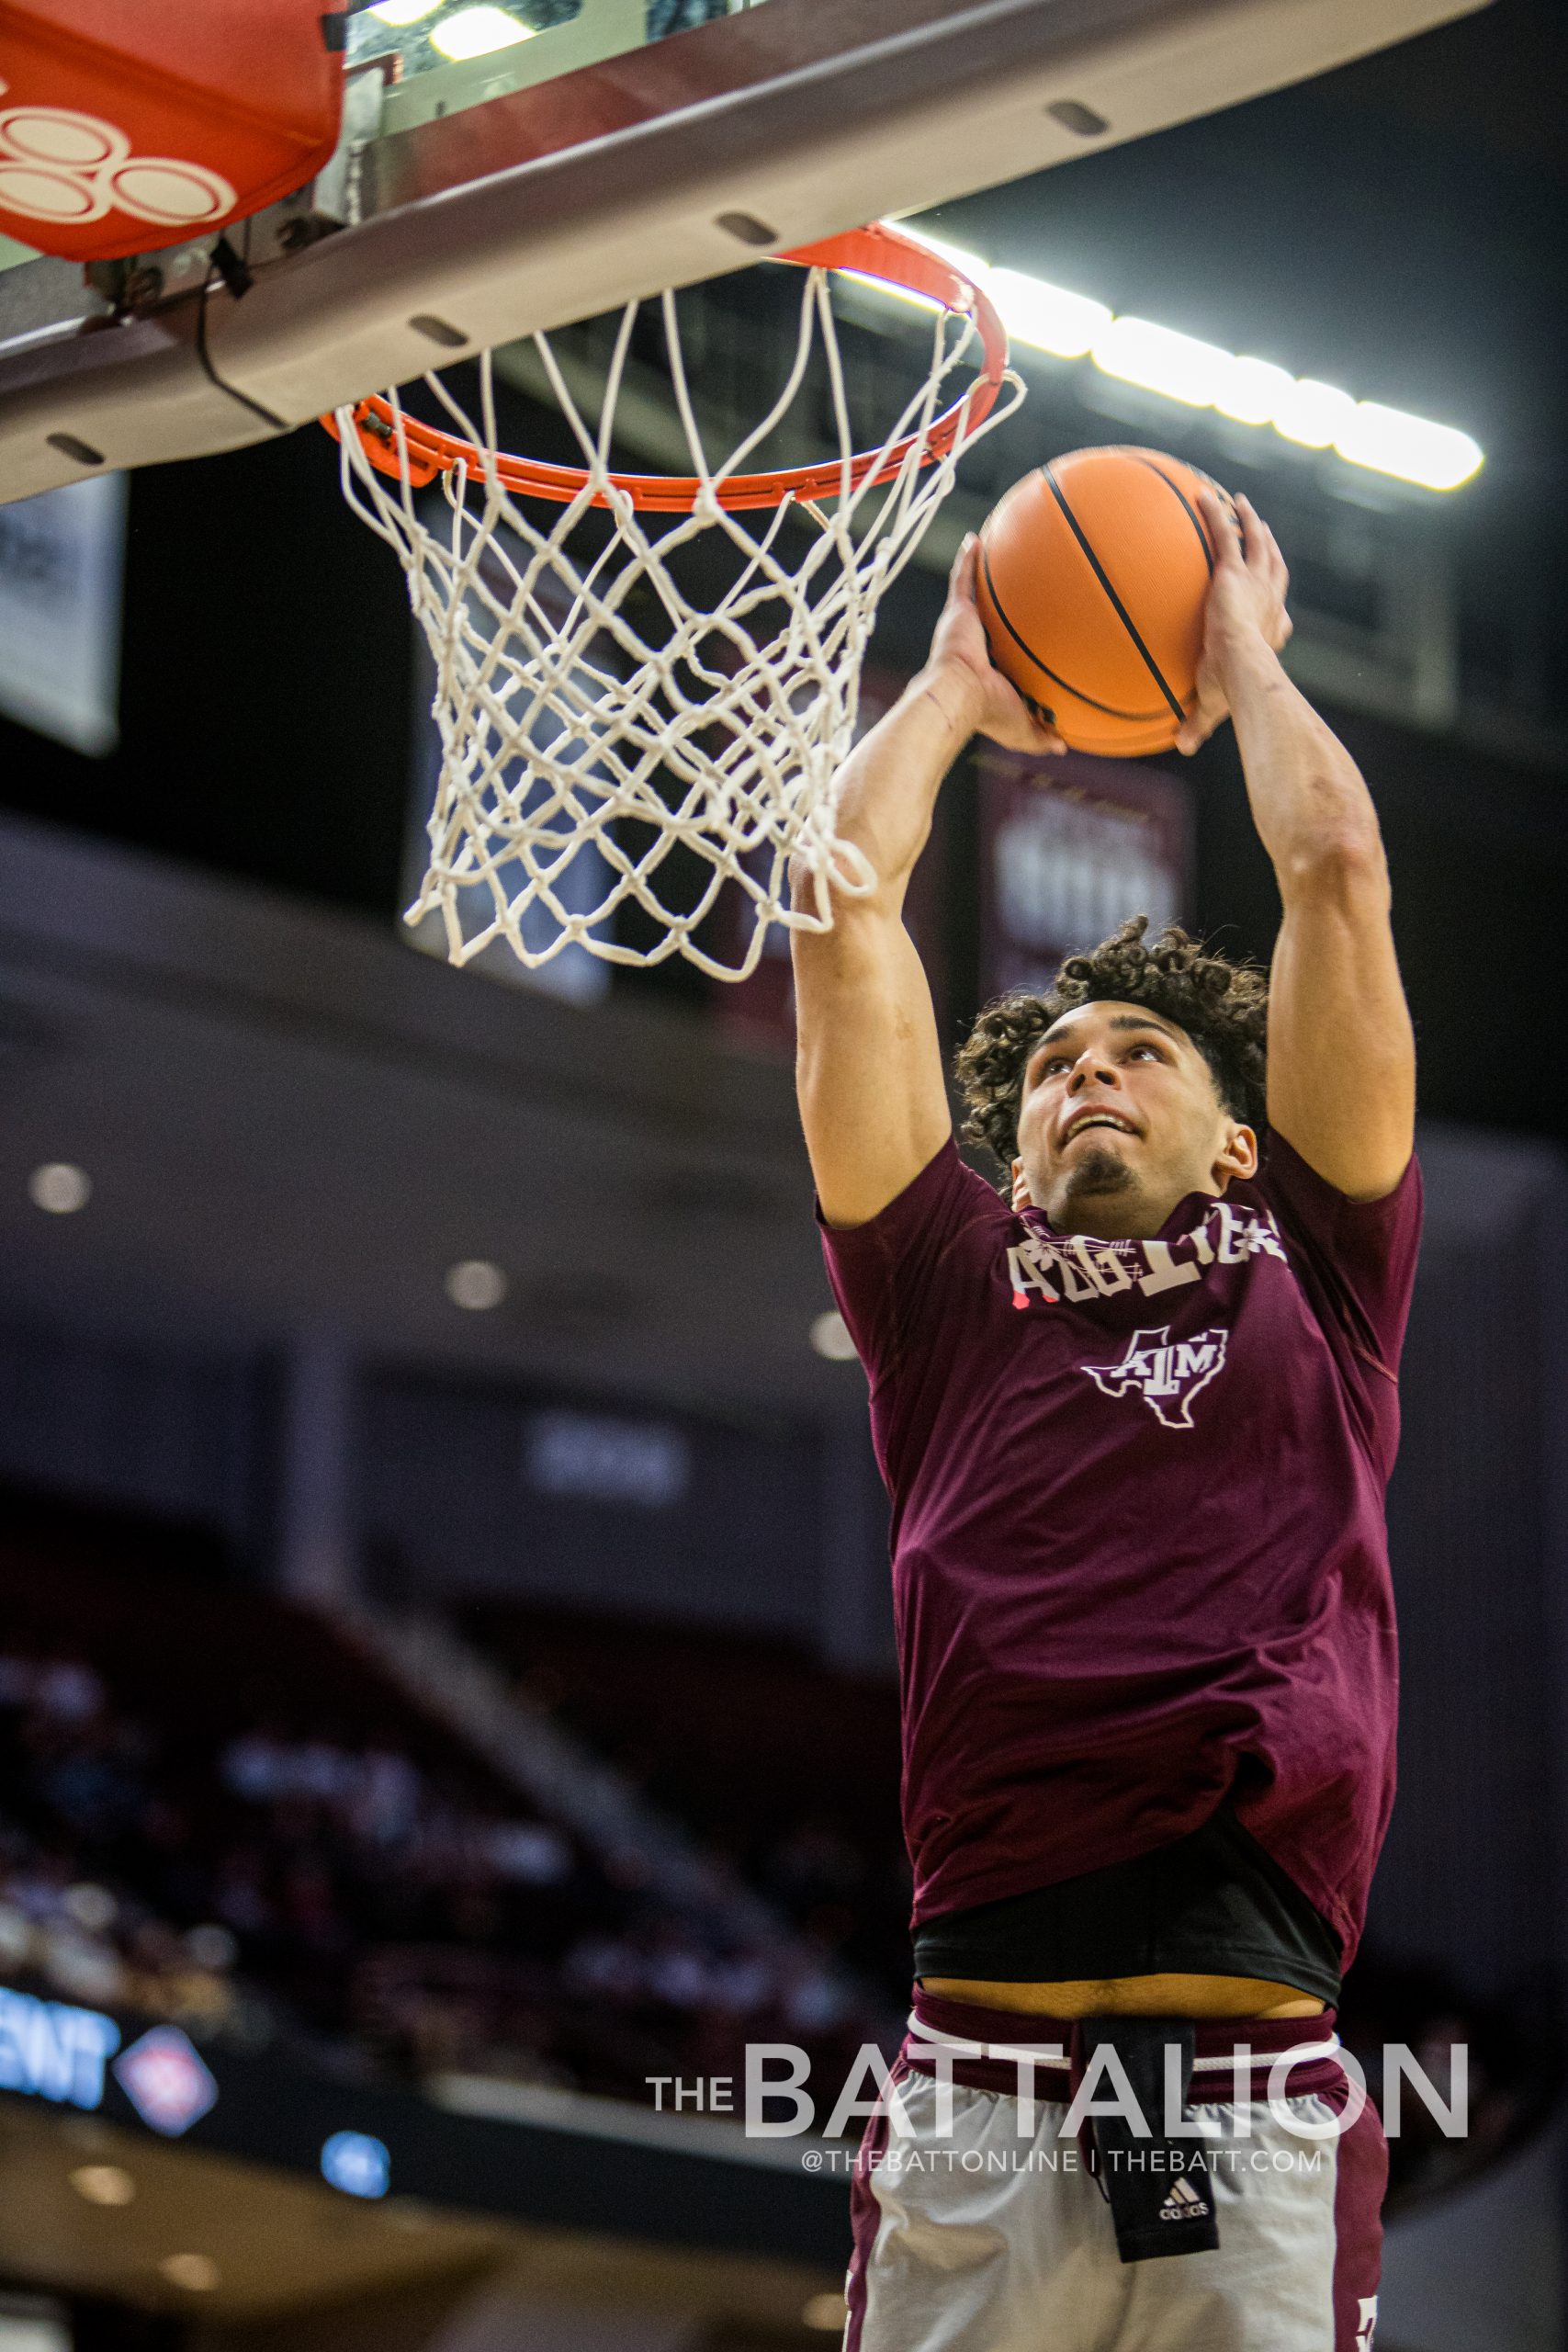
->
[1, 0, 1566, 2346]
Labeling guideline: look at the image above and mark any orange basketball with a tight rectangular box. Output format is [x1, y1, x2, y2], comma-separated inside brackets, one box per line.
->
[975, 446, 1235, 756]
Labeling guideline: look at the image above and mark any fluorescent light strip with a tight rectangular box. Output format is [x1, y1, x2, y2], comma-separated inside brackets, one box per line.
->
[429, 6, 534, 58]
[898, 232, 1482, 492]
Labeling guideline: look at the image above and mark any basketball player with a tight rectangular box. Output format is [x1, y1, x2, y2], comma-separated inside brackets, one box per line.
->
[792, 490, 1418, 2350]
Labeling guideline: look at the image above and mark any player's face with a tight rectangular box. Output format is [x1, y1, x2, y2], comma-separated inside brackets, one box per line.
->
[1010, 1000, 1257, 1240]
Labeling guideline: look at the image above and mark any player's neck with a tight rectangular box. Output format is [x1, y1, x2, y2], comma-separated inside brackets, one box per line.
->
[1033, 1182, 1217, 1244]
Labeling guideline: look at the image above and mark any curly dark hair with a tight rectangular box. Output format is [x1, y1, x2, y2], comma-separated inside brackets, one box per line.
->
[954, 915, 1269, 1173]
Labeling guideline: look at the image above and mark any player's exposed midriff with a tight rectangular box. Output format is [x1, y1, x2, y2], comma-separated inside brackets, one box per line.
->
[922, 1971, 1327, 2020]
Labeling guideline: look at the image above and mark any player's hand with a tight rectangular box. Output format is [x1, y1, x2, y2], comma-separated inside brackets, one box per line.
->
[1175, 491, 1293, 755]
[921, 535, 1067, 759]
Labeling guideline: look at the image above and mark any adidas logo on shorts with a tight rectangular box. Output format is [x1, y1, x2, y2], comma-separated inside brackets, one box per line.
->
[1157, 2177, 1212, 2222]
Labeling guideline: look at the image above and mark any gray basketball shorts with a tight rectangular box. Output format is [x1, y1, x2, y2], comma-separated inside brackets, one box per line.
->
[844, 1988, 1385, 2352]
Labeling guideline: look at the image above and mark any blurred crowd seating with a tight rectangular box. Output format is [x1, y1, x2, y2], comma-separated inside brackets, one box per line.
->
[0, 1493, 886, 2109]
[458, 1598, 914, 1991]
[0, 1491, 1555, 2194]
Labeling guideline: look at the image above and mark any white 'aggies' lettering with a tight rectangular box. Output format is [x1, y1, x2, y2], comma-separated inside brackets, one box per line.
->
[1136, 1239, 1201, 1297]
[1212, 1200, 1286, 1266]
[1008, 1240, 1060, 1307]
[1073, 1239, 1133, 1295]
[1009, 1200, 1288, 1307]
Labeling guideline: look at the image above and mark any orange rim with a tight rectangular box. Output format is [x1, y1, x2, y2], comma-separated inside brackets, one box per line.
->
[321, 222, 1009, 513]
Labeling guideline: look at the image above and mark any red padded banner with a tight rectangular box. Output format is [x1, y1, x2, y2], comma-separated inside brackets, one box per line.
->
[0, 0, 344, 260]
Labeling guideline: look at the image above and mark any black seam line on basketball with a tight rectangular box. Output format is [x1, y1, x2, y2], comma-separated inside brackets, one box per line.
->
[978, 543, 1168, 723]
[194, 269, 288, 433]
[1041, 465, 1188, 725]
[1127, 455, 1213, 578]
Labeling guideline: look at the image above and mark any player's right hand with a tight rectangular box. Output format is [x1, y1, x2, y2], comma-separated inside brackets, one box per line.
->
[922, 536, 1068, 759]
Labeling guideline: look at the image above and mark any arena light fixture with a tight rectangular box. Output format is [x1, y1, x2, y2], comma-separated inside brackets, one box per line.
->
[368, 0, 444, 21]
[428, 6, 534, 58]
[445, 1258, 507, 1311]
[28, 1161, 91, 1214]
[69, 2165, 136, 2207]
[897, 231, 1482, 492]
[1092, 317, 1233, 409]
[1213, 355, 1297, 428]
[810, 1309, 859, 1363]
[1271, 377, 1359, 450]
[987, 267, 1111, 360]
[1332, 401, 1483, 492]
[157, 2256, 220, 2293]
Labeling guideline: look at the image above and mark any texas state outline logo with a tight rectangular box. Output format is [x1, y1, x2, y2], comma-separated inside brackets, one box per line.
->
[1083, 1325, 1229, 1430]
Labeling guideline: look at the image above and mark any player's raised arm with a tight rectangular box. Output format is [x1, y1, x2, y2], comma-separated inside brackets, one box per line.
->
[1179, 491, 1416, 1202]
[791, 540, 1063, 1229]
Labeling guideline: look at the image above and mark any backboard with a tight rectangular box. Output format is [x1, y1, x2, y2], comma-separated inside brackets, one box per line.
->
[0, 0, 1493, 506]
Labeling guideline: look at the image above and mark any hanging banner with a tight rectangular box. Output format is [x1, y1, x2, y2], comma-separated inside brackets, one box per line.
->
[977, 748, 1192, 1001]
[0, 474, 127, 755]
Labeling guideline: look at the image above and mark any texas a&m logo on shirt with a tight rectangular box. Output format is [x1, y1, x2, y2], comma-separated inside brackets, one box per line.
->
[1084, 1326, 1229, 1430]
[1000, 1197, 1286, 1431]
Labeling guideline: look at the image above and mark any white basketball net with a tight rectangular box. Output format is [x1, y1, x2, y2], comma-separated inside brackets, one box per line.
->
[335, 267, 1021, 979]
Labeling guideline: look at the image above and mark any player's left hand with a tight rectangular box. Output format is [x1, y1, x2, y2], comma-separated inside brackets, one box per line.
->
[1175, 491, 1293, 755]
[924, 536, 1068, 758]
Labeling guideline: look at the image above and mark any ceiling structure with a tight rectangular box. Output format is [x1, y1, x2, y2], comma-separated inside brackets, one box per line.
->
[0, 810, 857, 1419]
[0, 800, 1548, 1427]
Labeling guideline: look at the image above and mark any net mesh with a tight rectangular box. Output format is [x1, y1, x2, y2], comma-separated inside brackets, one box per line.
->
[335, 266, 1021, 979]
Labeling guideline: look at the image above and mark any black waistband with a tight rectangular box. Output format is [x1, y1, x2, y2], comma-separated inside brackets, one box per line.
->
[912, 1804, 1342, 2006]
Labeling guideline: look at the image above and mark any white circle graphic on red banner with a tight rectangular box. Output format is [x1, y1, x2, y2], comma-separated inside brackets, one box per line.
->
[0, 164, 101, 220]
[1, 106, 127, 165]
[0, 102, 235, 230]
[107, 156, 236, 224]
